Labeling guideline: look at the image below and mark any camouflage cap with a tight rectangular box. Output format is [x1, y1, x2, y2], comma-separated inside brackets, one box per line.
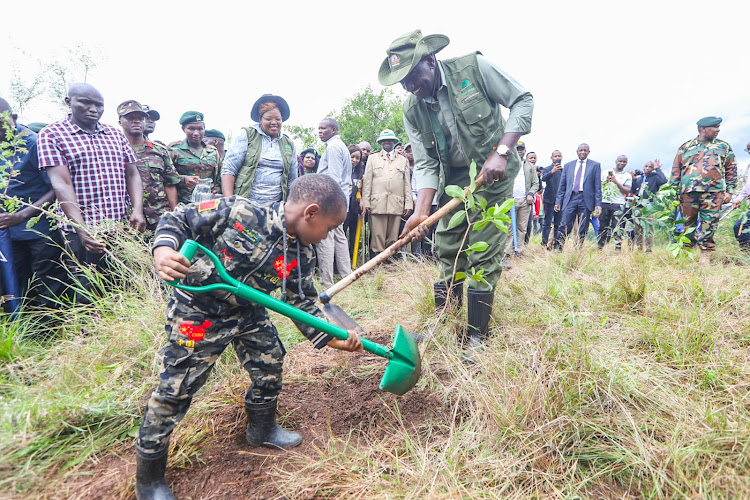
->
[179, 111, 204, 126]
[696, 116, 722, 128]
[378, 29, 450, 87]
[204, 129, 225, 140]
[117, 100, 148, 118]
[142, 104, 160, 121]
[27, 122, 48, 133]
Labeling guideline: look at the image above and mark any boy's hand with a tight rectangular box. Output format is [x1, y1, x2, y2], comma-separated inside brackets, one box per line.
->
[328, 329, 364, 353]
[154, 246, 192, 281]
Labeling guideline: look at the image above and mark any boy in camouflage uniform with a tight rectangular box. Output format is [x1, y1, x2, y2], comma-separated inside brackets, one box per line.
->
[670, 116, 737, 263]
[134, 174, 363, 500]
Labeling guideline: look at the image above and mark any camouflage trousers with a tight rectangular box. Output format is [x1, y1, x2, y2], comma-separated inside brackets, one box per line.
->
[678, 191, 723, 251]
[137, 292, 285, 452]
[734, 207, 750, 249]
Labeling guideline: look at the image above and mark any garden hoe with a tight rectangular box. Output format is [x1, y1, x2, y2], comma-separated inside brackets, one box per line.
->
[165, 239, 420, 396]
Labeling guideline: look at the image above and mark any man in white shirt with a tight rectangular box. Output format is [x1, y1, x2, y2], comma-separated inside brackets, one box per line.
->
[504, 142, 539, 261]
[597, 155, 632, 251]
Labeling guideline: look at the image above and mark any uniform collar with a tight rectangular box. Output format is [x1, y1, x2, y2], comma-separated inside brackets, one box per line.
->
[178, 138, 207, 150]
[423, 61, 446, 105]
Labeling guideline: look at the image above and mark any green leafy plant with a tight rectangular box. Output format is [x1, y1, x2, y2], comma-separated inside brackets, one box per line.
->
[444, 160, 513, 288]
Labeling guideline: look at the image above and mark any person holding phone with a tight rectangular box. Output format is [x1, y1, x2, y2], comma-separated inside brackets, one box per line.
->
[540, 150, 563, 248]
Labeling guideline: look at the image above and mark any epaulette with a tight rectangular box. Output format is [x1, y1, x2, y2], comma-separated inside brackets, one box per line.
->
[167, 140, 181, 148]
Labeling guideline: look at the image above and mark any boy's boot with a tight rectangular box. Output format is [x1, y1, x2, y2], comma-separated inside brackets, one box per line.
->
[245, 399, 302, 449]
[135, 443, 175, 500]
[467, 289, 494, 349]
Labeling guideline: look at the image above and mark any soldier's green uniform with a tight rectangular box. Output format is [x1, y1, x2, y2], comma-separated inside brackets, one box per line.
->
[137, 197, 334, 452]
[169, 139, 221, 204]
[670, 120, 737, 251]
[132, 140, 181, 231]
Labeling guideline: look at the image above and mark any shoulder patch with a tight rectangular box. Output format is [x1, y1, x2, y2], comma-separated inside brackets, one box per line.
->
[198, 199, 220, 212]
[167, 140, 181, 148]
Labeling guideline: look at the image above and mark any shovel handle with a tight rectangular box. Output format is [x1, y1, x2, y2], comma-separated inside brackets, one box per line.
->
[165, 240, 392, 360]
[319, 174, 484, 303]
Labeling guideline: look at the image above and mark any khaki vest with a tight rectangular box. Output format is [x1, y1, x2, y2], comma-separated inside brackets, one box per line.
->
[404, 52, 520, 194]
[234, 127, 295, 200]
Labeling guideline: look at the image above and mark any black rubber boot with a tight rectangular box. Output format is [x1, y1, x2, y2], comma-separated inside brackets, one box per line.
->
[245, 399, 302, 449]
[135, 444, 176, 500]
[467, 289, 494, 349]
[434, 281, 463, 313]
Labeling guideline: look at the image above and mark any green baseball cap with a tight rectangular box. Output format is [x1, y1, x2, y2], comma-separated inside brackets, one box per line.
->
[117, 100, 148, 118]
[179, 111, 204, 126]
[696, 116, 722, 128]
[378, 29, 450, 87]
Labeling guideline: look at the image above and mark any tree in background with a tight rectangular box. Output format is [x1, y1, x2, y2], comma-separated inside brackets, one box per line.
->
[285, 124, 324, 153]
[332, 85, 405, 148]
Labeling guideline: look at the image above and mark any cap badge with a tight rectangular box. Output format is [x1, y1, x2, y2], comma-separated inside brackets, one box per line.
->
[389, 53, 401, 68]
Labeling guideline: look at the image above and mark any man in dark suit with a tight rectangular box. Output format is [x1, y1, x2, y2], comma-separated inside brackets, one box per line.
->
[554, 143, 602, 249]
[540, 150, 563, 248]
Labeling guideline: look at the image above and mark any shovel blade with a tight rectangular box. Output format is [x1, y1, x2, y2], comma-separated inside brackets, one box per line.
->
[380, 324, 421, 396]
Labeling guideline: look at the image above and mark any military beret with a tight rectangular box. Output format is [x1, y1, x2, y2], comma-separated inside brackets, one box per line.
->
[26, 122, 48, 133]
[179, 111, 204, 126]
[696, 116, 722, 128]
[117, 100, 148, 117]
[300, 148, 317, 158]
[204, 129, 225, 140]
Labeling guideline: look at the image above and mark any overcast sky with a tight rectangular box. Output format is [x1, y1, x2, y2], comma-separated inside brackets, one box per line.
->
[3, 0, 749, 174]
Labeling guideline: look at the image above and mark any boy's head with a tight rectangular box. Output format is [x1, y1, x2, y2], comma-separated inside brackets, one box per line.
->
[285, 174, 347, 246]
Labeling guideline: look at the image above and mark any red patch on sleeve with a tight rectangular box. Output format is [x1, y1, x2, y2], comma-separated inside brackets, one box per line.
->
[179, 320, 212, 342]
[198, 199, 219, 212]
[273, 255, 298, 279]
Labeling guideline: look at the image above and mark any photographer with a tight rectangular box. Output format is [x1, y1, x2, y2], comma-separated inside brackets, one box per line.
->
[597, 155, 632, 251]
[630, 160, 667, 251]
[540, 150, 563, 249]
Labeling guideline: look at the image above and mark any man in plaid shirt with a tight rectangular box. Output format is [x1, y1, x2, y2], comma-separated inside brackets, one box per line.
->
[37, 84, 145, 275]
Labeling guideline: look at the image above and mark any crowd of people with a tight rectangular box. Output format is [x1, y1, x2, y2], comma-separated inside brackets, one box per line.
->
[0, 27, 748, 500]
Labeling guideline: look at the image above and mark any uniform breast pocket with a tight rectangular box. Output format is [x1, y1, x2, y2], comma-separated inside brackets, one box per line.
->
[461, 99, 494, 138]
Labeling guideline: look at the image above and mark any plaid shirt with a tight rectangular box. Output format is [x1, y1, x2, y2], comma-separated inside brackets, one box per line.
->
[37, 117, 137, 232]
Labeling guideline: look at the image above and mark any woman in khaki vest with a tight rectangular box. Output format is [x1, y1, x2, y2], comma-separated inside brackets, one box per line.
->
[221, 94, 299, 206]
[361, 129, 413, 258]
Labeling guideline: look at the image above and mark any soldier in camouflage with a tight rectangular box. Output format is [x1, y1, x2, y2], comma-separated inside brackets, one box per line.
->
[117, 100, 180, 232]
[670, 116, 737, 261]
[732, 139, 750, 251]
[169, 111, 222, 204]
[133, 174, 363, 500]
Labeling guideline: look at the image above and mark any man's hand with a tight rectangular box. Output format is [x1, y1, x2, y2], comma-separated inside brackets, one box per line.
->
[552, 164, 562, 174]
[593, 206, 602, 218]
[480, 152, 508, 184]
[630, 171, 638, 180]
[154, 245, 191, 281]
[0, 212, 24, 229]
[525, 195, 534, 206]
[400, 210, 430, 241]
[327, 329, 364, 353]
[129, 210, 146, 233]
[733, 198, 744, 209]
[403, 208, 413, 218]
[78, 230, 107, 254]
[654, 159, 662, 169]
[722, 193, 732, 205]
[183, 175, 200, 190]
[554, 204, 561, 212]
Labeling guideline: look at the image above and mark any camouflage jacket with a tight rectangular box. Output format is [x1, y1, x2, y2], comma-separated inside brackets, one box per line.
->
[169, 139, 222, 204]
[133, 140, 181, 228]
[670, 137, 738, 194]
[153, 197, 333, 349]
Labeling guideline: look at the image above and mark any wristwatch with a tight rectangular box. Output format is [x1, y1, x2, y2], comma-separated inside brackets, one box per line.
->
[495, 144, 510, 157]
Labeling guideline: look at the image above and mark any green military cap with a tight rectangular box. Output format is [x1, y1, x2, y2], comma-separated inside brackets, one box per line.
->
[696, 116, 722, 128]
[179, 111, 204, 126]
[117, 100, 148, 117]
[378, 29, 450, 86]
[204, 129, 225, 141]
[27, 122, 48, 133]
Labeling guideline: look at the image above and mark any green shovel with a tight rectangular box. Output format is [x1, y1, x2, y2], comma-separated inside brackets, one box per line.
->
[165, 239, 421, 396]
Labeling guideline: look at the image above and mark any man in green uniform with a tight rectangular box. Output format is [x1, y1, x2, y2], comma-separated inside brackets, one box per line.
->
[204, 129, 226, 161]
[169, 111, 222, 204]
[117, 100, 181, 232]
[380, 30, 533, 349]
[670, 116, 737, 264]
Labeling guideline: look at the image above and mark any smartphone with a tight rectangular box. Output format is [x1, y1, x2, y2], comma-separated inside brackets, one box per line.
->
[554, 159, 561, 165]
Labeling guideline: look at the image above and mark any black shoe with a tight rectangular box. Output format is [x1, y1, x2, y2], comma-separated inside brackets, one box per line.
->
[467, 289, 494, 349]
[135, 444, 175, 500]
[501, 255, 512, 269]
[245, 399, 302, 449]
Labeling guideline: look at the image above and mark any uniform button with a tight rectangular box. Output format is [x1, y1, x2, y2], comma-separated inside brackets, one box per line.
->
[234, 240, 241, 247]
[478, 114, 482, 118]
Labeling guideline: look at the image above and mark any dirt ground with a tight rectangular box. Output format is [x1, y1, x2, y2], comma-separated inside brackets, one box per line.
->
[58, 331, 442, 500]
